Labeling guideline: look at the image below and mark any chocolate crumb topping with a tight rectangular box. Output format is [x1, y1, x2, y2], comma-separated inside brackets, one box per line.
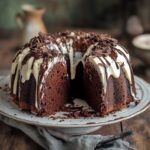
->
[22, 31, 118, 59]
[90, 34, 118, 57]
[55, 31, 118, 55]
[27, 32, 61, 58]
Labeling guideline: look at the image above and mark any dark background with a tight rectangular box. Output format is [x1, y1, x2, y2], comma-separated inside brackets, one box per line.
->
[0, 0, 149, 33]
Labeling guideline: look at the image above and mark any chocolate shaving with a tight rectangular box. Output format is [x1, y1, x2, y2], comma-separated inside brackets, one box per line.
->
[60, 104, 100, 118]
[26, 32, 61, 59]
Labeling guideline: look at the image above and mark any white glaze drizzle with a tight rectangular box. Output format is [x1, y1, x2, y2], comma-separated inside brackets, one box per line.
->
[82, 42, 98, 60]
[56, 37, 75, 78]
[32, 58, 43, 108]
[18, 57, 44, 108]
[21, 57, 34, 83]
[116, 45, 130, 60]
[19, 56, 43, 108]
[87, 46, 136, 98]
[56, 38, 68, 53]
[66, 39, 74, 79]
[10, 47, 30, 94]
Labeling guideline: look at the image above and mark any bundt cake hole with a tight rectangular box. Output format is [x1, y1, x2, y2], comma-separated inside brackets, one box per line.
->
[71, 62, 84, 99]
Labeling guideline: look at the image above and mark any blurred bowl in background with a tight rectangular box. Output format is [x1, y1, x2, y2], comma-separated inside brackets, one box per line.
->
[132, 34, 150, 66]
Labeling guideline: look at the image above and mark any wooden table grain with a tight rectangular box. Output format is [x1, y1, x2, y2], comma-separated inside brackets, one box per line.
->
[0, 35, 150, 150]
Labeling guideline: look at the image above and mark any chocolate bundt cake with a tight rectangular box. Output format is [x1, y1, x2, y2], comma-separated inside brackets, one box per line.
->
[9, 31, 136, 116]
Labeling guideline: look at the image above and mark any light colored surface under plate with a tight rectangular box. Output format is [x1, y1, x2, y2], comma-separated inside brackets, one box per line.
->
[0, 76, 150, 135]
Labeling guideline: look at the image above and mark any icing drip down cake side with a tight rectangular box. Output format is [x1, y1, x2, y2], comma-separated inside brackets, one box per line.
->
[9, 31, 136, 116]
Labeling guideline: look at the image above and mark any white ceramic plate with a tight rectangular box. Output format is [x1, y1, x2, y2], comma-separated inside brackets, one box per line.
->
[132, 34, 150, 50]
[0, 76, 150, 135]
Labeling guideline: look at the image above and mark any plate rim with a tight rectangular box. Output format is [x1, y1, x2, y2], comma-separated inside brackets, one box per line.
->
[0, 75, 150, 128]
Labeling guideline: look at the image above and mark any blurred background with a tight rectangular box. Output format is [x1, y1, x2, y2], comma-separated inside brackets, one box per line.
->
[0, 0, 150, 73]
[1, 0, 150, 150]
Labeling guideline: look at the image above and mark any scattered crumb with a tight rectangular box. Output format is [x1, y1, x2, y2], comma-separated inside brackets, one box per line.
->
[86, 122, 96, 124]
[135, 99, 140, 105]
[59, 119, 64, 122]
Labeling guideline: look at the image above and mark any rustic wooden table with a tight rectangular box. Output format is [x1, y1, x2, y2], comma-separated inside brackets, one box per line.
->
[0, 34, 150, 150]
